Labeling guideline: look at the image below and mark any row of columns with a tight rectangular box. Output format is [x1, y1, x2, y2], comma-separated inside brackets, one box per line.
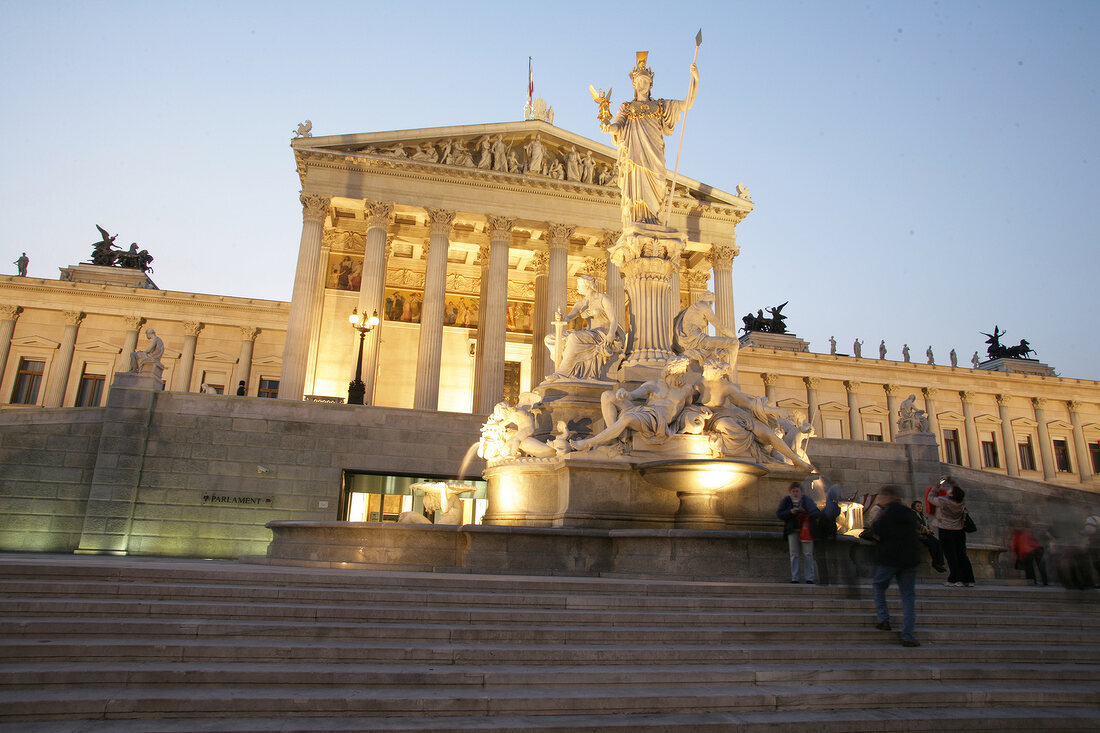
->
[281, 194, 741, 414]
[793, 374, 1095, 483]
[0, 304, 260, 405]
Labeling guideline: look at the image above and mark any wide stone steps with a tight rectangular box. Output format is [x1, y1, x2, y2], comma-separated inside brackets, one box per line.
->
[1, 554, 1098, 731]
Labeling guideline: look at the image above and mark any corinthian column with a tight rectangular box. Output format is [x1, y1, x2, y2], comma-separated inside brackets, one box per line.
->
[43, 310, 84, 407]
[761, 373, 777, 403]
[0, 305, 22, 387]
[232, 326, 260, 395]
[475, 216, 514, 413]
[923, 387, 940, 447]
[1033, 398, 1056, 480]
[707, 243, 740, 344]
[173, 321, 203, 391]
[414, 208, 455, 411]
[997, 394, 1019, 476]
[531, 251, 550, 382]
[960, 391, 981, 470]
[884, 384, 901, 442]
[279, 192, 330, 400]
[120, 315, 145, 371]
[804, 377, 822, 437]
[845, 380, 862, 440]
[545, 223, 573, 380]
[356, 201, 394, 405]
[1068, 401, 1092, 482]
[601, 231, 625, 334]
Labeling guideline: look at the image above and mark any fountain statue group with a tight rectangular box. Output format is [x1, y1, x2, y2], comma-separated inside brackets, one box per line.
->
[475, 47, 812, 530]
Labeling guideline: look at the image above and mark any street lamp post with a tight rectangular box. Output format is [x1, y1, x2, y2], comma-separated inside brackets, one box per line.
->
[347, 308, 380, 405]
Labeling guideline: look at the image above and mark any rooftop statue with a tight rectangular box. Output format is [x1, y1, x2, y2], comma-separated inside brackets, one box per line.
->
[598, 50, 698, 226]
[89, 226, 154, 273]
[293, 120, 312, 138]
[981, 325, 1035, 360]
[740, 302, 788, 334]
[544, 274, 624, 381]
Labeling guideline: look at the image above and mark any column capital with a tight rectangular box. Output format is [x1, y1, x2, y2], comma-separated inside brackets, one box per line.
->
[597, 230, 621, 250]
[706, 243, 741, 268]
[365, 201, 395, 230]
[844, 380, 861, 393]
[1068, 400, 1084, 414]
[487, 215, 516, 240]
[995, 393, 1012, 407]
[0, 304, 22, 321]
[922, 387, 938, 399]
[804, 376, 821, 389]
[240, 326, 260, 342]
[546, 222, 575, 247]
[183, 321, 204, 337]
[531, 251, 550, 276]
[62, 311, 85, 326]
[425, 207, 457, 236]
[1032, 397, 1048, 410]
[959, 390, 975, 403]
[883, 383, 900, 396]
[122, 315, 144, 331]
[300, 192, 330, 223]
[583, 256, 607, 282]
[475, 244, 491, 267]
[761, 373, 778, 386]
[684, 269, 710, 290]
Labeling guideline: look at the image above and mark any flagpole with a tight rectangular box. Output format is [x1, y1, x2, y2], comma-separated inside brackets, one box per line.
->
[663, 30, 702, 228]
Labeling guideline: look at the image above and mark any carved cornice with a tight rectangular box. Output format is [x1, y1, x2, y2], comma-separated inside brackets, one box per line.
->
[300, 193, 330, 223]
[761, 373, 778, 386]
[546, 223, 576, 247]
[183, 321, 204, 337]
[122, 315, 144, 331]
[531, 251, 550, 276]
[0, 304, 21, 321]
[62, 311, 85, 327]
[844, 380, 861, 393]
[240, 326, 260, 342]
[426, 208, 457, 237]
[486, 216, 516, 241]
[387, 268, 427, 290]
[445, 273, 480, 295]
[365, 201, 395, 230]
[804, 376, 821, 390]
[922, 387, 938, 399]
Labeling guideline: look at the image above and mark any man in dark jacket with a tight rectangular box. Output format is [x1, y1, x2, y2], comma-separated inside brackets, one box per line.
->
[870, 485, 922, 647]
[777, 482, 821, 584]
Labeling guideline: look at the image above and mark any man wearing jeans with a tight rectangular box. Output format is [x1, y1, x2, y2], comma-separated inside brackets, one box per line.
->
[776, 482, 820, 584]
[871, 485, 923, 647]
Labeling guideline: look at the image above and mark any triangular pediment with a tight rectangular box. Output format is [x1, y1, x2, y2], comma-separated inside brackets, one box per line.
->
[1011, 416, 1038, 429]
[1047, 420, 1074, 432]
[937, 410, 965, 422]
[859, 405, 890, 416]
[817, 401, 849, 414]
[293, 120, 751, 211]
[252, 355, 282, 367]
[776, 397, 808, 411]
[75, 339, 122, 354]
[195, 351, 236, 363]
[974, 413, 1002, 426]
[11, 335, 59, 349]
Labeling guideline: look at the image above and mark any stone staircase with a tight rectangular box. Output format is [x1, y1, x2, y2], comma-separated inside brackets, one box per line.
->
[1, 553, 1098, 732]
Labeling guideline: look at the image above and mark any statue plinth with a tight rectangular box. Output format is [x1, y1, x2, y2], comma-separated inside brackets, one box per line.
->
[111, 362, 165, 391]
[611, 224, 687, 376]
[738, 331, 810, 353]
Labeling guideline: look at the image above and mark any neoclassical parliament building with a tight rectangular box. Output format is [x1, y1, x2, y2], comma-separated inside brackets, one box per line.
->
[0, 118, 1097, 557]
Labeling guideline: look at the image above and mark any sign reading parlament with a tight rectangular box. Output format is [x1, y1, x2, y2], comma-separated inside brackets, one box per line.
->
[201, 494, 273, 507]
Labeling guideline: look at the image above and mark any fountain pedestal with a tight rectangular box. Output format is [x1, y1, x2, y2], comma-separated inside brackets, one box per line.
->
[639, 459, 767, 529]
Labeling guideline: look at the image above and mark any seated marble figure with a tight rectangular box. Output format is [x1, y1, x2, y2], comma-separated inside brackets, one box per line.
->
[544, 274, 624, 381]
[673, 292, 740, 365]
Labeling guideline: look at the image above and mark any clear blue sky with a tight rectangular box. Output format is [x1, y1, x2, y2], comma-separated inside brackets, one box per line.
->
[2, 1, 1097, 378]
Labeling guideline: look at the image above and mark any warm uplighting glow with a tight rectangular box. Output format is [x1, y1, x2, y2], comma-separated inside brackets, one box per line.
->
[348, 308, 380, 329]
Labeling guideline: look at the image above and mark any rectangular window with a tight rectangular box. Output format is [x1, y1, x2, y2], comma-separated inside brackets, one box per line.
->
[258, 378, 279, 399]
[201, 371, 225, 395]
[824, 418, 844, 439]
[943, 429, 962, 465]
[10, 358, 44, 405]
[865, 422, 883, 441]
[1018, 436, 1036, 472]
[74, 368, 105, 407]
[1053, 439, 1072, 473]
[1090, 442, 1100, 475]
[340, 471, 488, 525]
[981, 434, 1000, 469]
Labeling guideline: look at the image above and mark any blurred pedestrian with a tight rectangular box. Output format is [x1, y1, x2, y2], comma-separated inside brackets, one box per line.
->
[871, 486, 922, 647]
[1010, 520, 1049, 586]
[911, 500, 946, 573]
